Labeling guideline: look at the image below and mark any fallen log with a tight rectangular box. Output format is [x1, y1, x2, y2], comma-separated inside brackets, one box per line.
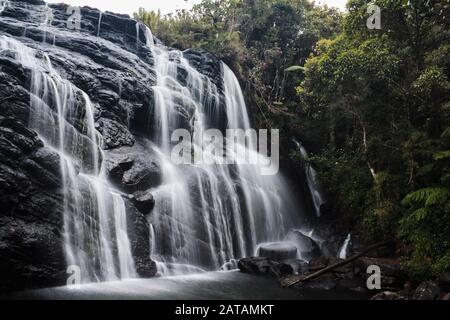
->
[282, 239, 394, 288]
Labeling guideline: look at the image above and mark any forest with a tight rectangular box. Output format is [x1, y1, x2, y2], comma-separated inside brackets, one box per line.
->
[135, 0, 450, 281]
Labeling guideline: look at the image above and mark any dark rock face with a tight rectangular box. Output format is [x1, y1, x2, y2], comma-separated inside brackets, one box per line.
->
[0, 117, 65, 292]
[123, 199, 156, 277]
[238, 257, 294, 278]
[0, 0, 225, 292]
[104, 141, 162, 193]
[132, 189, 155, 215]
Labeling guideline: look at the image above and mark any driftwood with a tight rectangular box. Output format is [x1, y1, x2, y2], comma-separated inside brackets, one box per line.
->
[282, 239, 394, 288]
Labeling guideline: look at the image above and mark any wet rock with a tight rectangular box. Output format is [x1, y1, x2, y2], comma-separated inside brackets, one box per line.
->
[284, 230, 321, 261]
[132, 189, 155, 215]
[0, 117, 65, 292]
[413, 281, 441, 300]
[96, 118, 135, 150]
[124, 199, 157, 278]
[357, 257, 405, 289]
[238, 257, 294, 278]
[105, 144, 162, 192]
[371, 291, 408, 300]
[122, 158, 161, 192]
[258, 243, 297, 262]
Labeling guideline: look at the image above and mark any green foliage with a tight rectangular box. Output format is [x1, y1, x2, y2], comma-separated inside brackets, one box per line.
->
[297, 0, 450, 280]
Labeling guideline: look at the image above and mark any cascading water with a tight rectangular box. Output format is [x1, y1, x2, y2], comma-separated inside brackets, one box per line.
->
[140, 27, 302, 275]
[0, 0, 9, 14]
[293, 139, 324, 217]
[338, 233, 351, 259]
[0, 36, 136, 283]
[40, 3, 53, 44]
[97, 11, 103, 37]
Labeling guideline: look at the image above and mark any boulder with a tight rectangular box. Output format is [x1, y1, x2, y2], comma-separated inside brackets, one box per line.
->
[284, 230, 321, 261]
[238, 257, 294, 278]
[132, 189, 155, 214]
[96, 118, 135, 150]
[257, 242, 298, 262]
[105, 144, 162, 192]
[371, 291, 408, 300]
[413, 281, 441, 300]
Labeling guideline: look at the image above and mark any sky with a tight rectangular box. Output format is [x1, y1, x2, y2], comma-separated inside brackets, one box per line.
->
[46, 0, 348, 16]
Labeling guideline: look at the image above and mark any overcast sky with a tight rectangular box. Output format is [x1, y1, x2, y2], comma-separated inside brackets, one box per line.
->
[46, 0, 348, 16]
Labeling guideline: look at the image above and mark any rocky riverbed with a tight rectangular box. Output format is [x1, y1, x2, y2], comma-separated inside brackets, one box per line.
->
[237, 252, 450, 300]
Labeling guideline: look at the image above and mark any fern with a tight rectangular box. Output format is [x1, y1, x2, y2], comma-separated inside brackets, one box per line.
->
[402, 187, 449, 207]
[433, 150, 450, 160]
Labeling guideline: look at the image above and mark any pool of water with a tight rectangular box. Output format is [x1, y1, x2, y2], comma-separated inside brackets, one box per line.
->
[5, 271, 368, 300]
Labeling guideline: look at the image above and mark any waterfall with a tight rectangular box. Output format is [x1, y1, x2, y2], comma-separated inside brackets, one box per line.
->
[338, 234, 351, 259]
[143, 32, 302, 275]
[293, 139, 324, 217]
[135, 22, 139, 45]
[0, 0, 9, 14]
[144, 25, 154, 46]
[40, 3, 53, 44]
[97, 11, 103, 37]
[0, 36, 136, 283]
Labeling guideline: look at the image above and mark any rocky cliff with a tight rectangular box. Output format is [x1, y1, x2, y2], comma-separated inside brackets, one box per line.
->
[0, 0, 223, 292]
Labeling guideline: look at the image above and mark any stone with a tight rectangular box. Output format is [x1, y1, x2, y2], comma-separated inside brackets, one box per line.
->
[238, 257, 294, 278]
[413, 281, 441, 300]
[284, 230, 321, 261]
[96, 118, 135, 150]
[105, 143, 162, 192]
[132, 189, 155, 214]
[371, 291, 408, 300]
[257, 242, 298, 262]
